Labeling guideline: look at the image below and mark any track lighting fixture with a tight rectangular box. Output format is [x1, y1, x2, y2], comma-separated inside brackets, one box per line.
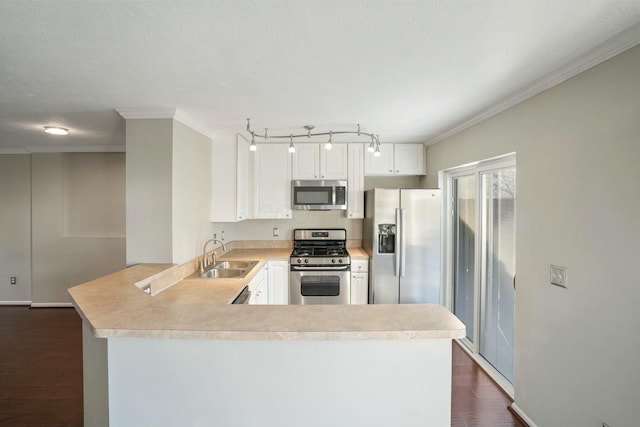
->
[245, 118, 381, 155]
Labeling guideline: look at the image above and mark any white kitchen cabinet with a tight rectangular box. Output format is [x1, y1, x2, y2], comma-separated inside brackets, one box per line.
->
[364, 143, 425, 176]
[248, 264, 268, 305]
[350, 259, 369, 304]
[211, 133, 252, 222]
[292, 144, 348, 180]
[291, 145, 320, 180]
[253, 144, 292, 219]
[346, 143, 364, 219]
[267, 260, 289, 304]
[393, 144, 425, 175]
[364, 143, 394, 176]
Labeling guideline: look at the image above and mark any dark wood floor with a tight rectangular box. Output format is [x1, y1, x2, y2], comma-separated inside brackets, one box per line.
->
[0, 307, 524, 427]
[451, 341, 524, 427]
[0, 307, 82, 427]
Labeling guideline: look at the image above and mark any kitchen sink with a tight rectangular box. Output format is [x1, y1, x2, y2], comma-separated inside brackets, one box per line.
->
[198, 260, 258, 279]
[214, 260, 257, 270]
[201, 268, 245, 279]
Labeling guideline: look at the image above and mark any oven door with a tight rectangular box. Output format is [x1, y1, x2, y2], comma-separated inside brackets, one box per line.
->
[289, 266, 350, 304]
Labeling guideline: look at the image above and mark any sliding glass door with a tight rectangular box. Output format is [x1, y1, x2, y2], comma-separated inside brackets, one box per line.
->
[479, 168, 516, 383]
[448, 155, 516, 387]
[452, 175, 476, 343]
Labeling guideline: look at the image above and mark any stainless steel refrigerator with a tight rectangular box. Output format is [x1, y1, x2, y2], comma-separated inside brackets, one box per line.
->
[363, 188, 442, 304]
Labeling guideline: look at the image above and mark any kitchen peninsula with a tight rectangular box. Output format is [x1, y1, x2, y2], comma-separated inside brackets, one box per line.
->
[69, 246, 465, 427]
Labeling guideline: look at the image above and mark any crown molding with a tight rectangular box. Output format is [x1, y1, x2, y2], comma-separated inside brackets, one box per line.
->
[0, 148, 30, 154]
[116, 107, 212, 138]
[27, 145, 126, 153]
[426, 23, 640, 146]
[115, 107, 176, 119]
[172, 109, 212, 138]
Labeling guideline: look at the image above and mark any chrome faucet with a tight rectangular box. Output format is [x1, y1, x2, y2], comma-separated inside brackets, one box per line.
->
[200, 238, 227, 273]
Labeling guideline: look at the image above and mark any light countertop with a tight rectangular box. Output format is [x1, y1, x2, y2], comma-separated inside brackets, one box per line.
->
[68, 246, 465, 341]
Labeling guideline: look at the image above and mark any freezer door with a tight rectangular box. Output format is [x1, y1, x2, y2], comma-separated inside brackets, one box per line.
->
[399, 189, 441, 304]
[368, 189, 401, 304]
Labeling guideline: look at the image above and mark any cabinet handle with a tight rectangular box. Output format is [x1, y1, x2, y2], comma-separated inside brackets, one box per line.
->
[396, 170, 399, 173]
[389, 169, 392, 172]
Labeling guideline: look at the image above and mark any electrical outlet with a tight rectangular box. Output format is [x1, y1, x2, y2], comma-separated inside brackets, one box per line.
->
[273, 227, 279, 237]
[603, 423, 610, 427]
[10, 276, 17, 285]
[550, 265, 567, 288]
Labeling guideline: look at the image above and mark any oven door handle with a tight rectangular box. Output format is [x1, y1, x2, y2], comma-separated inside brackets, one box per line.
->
[291, 265, 350, 271]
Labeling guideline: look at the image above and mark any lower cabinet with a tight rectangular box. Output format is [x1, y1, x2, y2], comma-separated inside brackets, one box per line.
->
[267, 260, 289, 304]
[248, 264, 268, 305]
[249, 260, 289, 305]
[350, 259, 369, 304]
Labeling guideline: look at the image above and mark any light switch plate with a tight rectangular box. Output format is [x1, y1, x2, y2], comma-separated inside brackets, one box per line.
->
[550, 265, 567, 288]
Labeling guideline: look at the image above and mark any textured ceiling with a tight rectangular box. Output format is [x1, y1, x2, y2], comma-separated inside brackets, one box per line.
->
[1, 0, 639, 152]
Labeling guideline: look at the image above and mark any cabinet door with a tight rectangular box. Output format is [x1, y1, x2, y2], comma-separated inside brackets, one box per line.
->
[267, 260, 289, 304]
[236, 135, 251, 220]
[254, 144, 292, 219]
[249, 265, 268, 305]
[292, 145, 320, 180]
[350, 273, 369, 304]
[320, 144, 348, 180]
[394, 144, 425, 175]
[364, 143, 394, 176]
[211, 133, 243, 222]
[346, 143, 364, 219]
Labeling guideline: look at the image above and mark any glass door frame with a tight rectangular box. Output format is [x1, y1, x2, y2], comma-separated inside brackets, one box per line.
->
[440, 153, 516, 397]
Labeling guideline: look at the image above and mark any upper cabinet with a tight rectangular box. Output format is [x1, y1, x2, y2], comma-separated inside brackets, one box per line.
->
[393, 144, 425, 175]
[292, 144, 348, 180]
[346, 143, 364, 219]
[211, 134, 252, 222]
[254, 144, 292, 219]
[364, 143, 425, 176]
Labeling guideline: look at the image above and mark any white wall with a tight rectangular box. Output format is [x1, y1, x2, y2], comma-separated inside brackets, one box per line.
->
[426, 45, 640, 427]
[172, 120, 214, 263]
[125, 119, 174, 264]
[125, 118, 215, 265]
[0, 155, 31, 303]
[31, 153, 126, 304]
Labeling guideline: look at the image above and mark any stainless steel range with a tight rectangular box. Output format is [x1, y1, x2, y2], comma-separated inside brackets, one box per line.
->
[289, 229, 351, 304]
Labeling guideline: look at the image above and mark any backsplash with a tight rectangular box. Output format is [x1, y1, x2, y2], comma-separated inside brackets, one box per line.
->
[213, 210, 363, 242]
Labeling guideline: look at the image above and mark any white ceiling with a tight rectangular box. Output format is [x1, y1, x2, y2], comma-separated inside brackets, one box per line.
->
[1, 1, 639, 152]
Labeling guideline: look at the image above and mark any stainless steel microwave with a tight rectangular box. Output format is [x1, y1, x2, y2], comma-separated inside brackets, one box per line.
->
[291, 180, 347, 211]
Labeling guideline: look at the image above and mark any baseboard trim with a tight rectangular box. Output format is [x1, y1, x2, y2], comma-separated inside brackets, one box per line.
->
[0, 301, 32, 306]
[30, 302, 74, 308]
[510, 403, 538, 427]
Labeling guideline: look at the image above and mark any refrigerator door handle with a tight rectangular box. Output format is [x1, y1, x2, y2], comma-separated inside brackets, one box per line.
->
[399, 207, 406, 277]
[395, 208, 401, 277]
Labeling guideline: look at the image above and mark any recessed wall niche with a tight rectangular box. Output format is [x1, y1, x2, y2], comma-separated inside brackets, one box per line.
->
[60, 152, 125, 238]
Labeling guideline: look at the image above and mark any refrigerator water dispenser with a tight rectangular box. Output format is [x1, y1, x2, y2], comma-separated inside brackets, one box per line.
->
[378, 224, 396, 254]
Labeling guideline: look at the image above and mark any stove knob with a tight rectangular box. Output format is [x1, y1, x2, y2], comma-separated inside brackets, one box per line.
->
[331, 259, 336, 264]
[304, 259, 309, 264]
[339, 259, 343, 264]
[297, 258, 302, 264]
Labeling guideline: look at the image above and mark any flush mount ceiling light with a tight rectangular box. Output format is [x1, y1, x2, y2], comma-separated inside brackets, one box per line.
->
[43, 126, 69, 135]
[245, 119, 381, 155]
